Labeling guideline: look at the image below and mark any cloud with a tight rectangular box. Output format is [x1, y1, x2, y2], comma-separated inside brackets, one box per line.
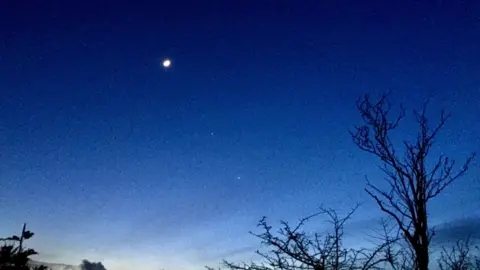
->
[432, 217, 480, 246]
[202, 245, 258, 262]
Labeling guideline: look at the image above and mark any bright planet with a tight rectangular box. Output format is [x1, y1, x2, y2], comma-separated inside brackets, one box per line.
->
[162, 59, 171, 68]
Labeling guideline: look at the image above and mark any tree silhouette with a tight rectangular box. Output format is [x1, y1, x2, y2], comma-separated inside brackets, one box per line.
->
[0, 223, 48, 270]
[350, 93, 476, 270]
[209, 206, 395, 270]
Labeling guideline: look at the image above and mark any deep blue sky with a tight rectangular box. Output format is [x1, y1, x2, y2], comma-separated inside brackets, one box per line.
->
[1, 1, 479, 269]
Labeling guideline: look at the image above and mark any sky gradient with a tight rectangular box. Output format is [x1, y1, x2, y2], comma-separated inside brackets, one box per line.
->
[1, 1, 479, 270]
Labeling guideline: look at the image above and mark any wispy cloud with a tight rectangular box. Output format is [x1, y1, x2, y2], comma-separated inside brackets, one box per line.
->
[433, 217, 480, 246]
[199, 245, 259, 264]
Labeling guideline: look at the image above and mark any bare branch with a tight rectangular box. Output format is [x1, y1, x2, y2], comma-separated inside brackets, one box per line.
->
[437, 238, 479, 270]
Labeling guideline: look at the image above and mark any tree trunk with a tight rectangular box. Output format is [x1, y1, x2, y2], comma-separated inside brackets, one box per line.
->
[416, 245, 429, 270]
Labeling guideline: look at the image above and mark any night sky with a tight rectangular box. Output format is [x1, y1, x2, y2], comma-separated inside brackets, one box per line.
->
[1, 1, 479, 270]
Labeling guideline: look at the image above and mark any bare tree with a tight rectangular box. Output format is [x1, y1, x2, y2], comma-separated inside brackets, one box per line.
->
[437, 238, 479, 270]
[208, 206, 395, 270]
[350, 93, 476, 270]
